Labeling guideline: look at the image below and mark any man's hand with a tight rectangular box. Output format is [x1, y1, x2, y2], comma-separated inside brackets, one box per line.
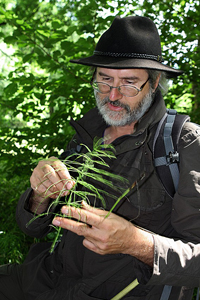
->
[29, 156, 75, 214]
[52, 202, 154, 266]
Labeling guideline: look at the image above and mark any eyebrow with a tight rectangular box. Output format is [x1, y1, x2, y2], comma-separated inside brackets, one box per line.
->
[98, 71, 139, 81]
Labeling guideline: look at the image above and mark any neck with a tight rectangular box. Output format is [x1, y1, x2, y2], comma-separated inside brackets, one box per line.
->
[104, 122, 137, 144]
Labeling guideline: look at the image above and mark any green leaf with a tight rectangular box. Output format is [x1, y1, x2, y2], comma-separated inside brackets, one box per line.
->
[4, 82, 18, 96]
[52, 20, 61, 29]
[4, 35, 18, 44]
[37, 29, 49, 38]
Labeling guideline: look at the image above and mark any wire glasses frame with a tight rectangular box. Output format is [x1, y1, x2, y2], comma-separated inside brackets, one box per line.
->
[90, 77, 149, 97]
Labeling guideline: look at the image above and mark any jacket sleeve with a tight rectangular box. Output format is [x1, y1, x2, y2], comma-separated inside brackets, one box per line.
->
[16, 188, 57, 239]
[149, 235, 200, 287]
[149, 122, 200, 287]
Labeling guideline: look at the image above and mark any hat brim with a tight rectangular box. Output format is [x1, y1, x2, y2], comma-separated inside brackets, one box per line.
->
[70, 55, 183, 78]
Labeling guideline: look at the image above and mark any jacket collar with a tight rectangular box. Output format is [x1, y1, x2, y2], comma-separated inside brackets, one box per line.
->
[133, 90, 166, 135]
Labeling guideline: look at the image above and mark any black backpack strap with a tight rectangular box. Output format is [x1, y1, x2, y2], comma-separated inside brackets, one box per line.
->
[153, 109, 190, 198]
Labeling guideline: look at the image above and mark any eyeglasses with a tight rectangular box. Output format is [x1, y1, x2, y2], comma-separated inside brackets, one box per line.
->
[90, 77, 149, 97]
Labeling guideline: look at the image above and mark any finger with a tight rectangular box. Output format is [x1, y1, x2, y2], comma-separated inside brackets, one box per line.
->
[42, 164, 69, 194]
[52, 217, 103, 254]
[31, 158, 75, 197]
[83, 238, 100, 253]
[52, 215, 109, 255]
[82, 238, 109, 255]
[47, 157, 74, 189]
[43, 160, 74, 191]
[61, 205, 106, 227]
[31, 165, 62, 198]
[34, 179, 65, 199]
[52, 216, 92, 236]
[81, 201, 108, 216]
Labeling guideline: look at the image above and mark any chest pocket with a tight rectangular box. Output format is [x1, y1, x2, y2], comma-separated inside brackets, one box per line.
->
[111, 143, 173, 232]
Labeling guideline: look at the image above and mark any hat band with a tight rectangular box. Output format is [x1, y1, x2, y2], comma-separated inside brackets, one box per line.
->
[94, 50, 163, 63]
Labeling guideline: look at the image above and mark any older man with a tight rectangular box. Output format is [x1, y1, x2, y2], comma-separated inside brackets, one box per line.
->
[1, 15, 200, 300]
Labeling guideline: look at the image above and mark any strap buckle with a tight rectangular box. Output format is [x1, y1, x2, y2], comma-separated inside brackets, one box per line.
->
[167, 151, 179, 164]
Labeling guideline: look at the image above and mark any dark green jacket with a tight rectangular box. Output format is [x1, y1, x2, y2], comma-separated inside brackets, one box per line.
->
[16, 90, 200, 300]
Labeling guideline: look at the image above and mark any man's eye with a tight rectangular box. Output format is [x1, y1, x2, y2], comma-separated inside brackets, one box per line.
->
[102, 77, 110, 81]
[125, 80, 134, 85]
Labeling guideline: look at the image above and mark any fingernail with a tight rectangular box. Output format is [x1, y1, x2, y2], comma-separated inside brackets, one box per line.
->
[52, 218, 60, 226]
[67, 181, 73, 190]
[61, 206, 69, 215]
[63, 190, 69, 196]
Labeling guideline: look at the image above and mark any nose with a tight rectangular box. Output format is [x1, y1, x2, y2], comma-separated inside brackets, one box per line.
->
[109, 87, 123, 101]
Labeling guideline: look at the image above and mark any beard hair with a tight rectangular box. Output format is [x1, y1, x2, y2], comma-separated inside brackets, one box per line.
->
[95, 88, 154, 127]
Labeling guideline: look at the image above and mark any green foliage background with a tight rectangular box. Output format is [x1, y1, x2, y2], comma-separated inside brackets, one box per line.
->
[0, 0, 199, 294]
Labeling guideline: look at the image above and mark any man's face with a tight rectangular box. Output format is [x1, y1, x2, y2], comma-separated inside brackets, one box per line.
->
[94, 68, 154, 127]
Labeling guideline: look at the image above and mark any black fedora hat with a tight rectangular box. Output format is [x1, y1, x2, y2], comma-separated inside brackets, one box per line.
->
[70, 15, 183, 78]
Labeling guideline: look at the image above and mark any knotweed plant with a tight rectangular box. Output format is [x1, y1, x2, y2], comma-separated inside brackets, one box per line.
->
[28, 138, 130, 253]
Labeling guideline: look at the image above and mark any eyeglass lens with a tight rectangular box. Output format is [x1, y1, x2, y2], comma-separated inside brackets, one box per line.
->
[92, 82, 139, 97]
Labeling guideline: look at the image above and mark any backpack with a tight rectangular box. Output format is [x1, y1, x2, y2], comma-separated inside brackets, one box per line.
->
[153, 109, 190, 198]
[153, 109, 200, 300]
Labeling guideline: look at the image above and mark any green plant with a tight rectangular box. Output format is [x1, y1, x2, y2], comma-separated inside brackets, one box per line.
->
[28, 138, 129, 253]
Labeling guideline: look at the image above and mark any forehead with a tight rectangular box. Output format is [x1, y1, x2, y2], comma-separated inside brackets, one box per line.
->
[96, 67, 148, 79]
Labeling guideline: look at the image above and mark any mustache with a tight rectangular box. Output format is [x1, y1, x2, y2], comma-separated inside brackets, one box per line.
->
[101, 97, 131, 113]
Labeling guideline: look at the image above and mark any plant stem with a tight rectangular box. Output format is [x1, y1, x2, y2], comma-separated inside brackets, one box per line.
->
[105, 187, 128, 217]
[49, 155, 91, 252]
[50, 226, 61, 253]
[110, 278, 139, 300]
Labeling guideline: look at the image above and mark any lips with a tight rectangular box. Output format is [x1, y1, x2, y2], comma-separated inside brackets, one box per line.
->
[107, 102, 124, 111]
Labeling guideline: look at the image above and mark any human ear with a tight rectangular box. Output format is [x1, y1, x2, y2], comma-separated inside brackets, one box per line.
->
[153, 73, 161, 91]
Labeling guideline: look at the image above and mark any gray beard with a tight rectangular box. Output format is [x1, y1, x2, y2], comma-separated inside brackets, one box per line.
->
[95, 89, 154, 127]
